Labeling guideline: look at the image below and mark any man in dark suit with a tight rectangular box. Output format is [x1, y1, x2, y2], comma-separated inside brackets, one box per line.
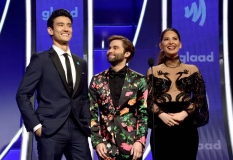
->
[16, 9, 91, 160]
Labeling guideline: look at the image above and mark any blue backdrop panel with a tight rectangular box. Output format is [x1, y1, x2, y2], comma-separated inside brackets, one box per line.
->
[172, 0, 229, 159]
[0, 0, 25, 153]
[94, 0, 162, 76]
[129, 0, 162, 75]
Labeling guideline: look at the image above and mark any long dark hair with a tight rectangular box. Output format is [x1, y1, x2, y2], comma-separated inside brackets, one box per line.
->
[157, 28, 181, 65]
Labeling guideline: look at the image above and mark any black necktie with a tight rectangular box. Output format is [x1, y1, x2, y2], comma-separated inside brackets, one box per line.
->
[63, 53, 73, 95]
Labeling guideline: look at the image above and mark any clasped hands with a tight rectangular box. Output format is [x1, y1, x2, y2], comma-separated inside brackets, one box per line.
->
[158, 111, 188, 127]
[96, 142, 143, 160]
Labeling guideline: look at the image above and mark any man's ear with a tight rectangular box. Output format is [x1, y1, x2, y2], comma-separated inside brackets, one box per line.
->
[124, 51, 131, 58]
[47, 27, 53, 36]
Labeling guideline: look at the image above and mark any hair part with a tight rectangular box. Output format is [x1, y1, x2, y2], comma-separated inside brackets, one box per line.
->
[108, 35, 135, 62]
[157, 28, 181, 65]
[47, 9, 73, 29]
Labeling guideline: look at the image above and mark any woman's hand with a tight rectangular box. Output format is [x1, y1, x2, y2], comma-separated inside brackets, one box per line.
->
[158, 112, 179, 127]
[169, 111, 188, 123]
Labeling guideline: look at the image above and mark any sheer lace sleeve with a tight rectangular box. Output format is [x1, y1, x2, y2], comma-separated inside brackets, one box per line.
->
[147, 74, 163, 115]
[187, 71, 209, 127]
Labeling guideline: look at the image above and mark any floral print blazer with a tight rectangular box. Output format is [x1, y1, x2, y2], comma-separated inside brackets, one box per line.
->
[89, 68, 148, 158]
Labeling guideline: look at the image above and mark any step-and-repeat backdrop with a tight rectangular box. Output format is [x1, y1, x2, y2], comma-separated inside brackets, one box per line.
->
[172, 1, 229, 159]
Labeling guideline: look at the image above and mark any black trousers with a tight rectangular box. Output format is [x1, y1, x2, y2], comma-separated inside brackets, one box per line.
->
[36, 117, 91, 160]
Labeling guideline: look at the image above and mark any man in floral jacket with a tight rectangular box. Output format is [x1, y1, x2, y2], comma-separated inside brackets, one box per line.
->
[89, 35, 148, 160]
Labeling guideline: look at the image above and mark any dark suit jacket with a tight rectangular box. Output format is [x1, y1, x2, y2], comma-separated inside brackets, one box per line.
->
[16, 47, 90, 136]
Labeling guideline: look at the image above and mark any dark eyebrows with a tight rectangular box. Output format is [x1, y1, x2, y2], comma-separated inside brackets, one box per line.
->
[163, 36, 178, 39]
[56, 22, 64, 25]
[56, 22, 72, 26]
[108, 45, 120, 49]
[113, 45, 119, 48]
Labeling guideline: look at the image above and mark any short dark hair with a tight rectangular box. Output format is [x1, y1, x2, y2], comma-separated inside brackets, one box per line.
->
[47, 9, 73, 29]
[107, 35, 135, 62]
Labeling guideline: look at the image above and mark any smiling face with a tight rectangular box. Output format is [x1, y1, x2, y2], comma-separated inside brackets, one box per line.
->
[159, 30, 182, 58]
[47, 16, 72, 46]
[107, 39, 130, 66]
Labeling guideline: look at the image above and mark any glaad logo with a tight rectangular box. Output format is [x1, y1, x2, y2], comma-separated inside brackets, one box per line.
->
[199, 140, 221, 150]
[180, 52, 214, 63]
[184, 0, 206, 26]
[42, 7, 78, 20]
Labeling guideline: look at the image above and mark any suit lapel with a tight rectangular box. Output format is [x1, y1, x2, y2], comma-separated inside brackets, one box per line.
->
[101, 70, 114, 108]
[104, 70, 116, 111]
[72, 54, 81, 97]
[118, 68, 131, 106]
[49, 48, 71, 96]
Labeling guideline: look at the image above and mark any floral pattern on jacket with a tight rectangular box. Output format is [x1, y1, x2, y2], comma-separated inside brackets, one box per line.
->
[89, 68, 148, 158]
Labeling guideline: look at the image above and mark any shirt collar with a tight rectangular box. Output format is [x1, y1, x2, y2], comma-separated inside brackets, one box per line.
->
[109, 66, 127, 78]
[52, 45, 71, 57]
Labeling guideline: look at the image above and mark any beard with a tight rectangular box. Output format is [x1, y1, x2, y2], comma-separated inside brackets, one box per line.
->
[107, 52, 125, 66]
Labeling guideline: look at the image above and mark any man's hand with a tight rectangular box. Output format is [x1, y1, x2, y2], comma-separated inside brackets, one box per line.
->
[35, 127, 42, 137]
[130, 142, 143, 160]
[96, 143, 108, 159]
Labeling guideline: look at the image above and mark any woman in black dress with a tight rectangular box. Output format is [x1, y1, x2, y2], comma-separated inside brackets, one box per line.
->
[147, 28, 209, 160]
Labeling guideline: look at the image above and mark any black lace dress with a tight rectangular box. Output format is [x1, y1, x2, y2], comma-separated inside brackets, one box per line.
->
[147, 63, 209, 160]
